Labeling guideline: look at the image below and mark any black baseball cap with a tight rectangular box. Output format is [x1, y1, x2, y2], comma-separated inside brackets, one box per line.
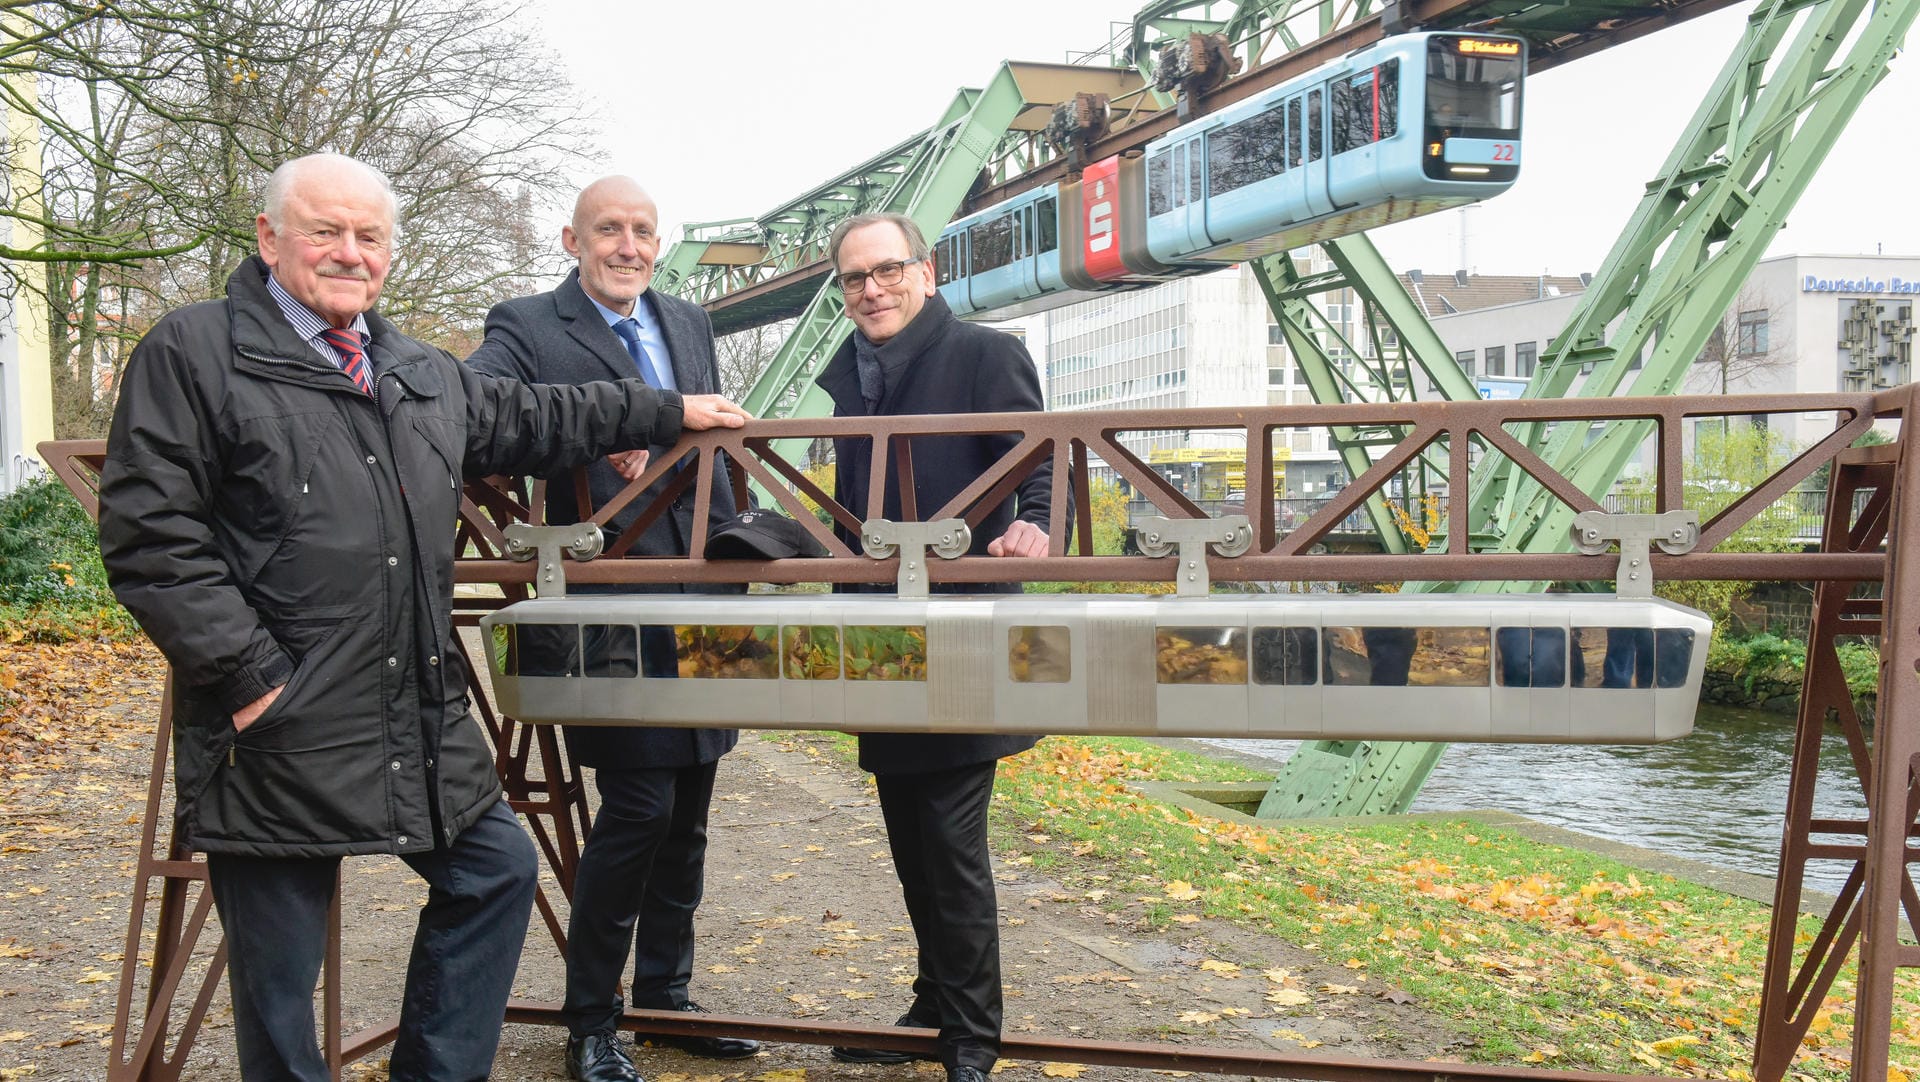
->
[704, 509, 830, 560]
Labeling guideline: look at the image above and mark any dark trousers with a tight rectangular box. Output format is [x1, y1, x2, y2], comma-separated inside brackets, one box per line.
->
[205, 800, 537, 1082]
[563, 760, 718, 1036]
[876, 760, 1003, 1072]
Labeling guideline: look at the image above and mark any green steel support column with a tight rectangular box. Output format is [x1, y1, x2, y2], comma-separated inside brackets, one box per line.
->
[1466, 0, 1919, 565]
[736, 72, 1026, 463]
[1249, 235, 1479, 818]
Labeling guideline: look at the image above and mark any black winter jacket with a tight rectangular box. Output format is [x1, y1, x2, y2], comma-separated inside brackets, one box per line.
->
[816, 293, 1050, 775]
[98, 258, 685, 857]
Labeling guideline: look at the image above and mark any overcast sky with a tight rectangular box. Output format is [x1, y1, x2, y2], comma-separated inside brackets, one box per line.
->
[530, 0, 1919, 279]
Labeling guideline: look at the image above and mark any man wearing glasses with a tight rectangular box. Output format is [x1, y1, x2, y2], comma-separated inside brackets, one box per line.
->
[813, 212, 1055, 1082]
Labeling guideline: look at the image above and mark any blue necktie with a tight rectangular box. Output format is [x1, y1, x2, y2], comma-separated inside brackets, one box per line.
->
[612, 318, 663, 389]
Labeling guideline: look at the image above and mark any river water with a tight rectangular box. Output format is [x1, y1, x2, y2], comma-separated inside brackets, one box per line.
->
[1202, 703, 1867, 895]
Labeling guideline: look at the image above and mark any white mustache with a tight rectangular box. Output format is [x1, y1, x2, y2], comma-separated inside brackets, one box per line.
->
[318, 263, 372, 281]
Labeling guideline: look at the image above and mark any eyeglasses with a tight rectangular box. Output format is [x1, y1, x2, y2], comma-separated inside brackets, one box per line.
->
[833, 257, 921, 295]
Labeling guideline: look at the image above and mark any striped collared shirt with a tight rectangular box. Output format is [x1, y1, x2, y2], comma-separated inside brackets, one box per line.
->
[265, 272, 373, 377]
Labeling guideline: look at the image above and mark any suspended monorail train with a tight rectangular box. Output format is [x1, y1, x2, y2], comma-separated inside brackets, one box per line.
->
[935, 31, 1526, 320]
[482, 593, 1707, 744]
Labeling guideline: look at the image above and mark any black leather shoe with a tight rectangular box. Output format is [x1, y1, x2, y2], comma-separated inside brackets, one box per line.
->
[634, 1002, 761, 1060]
[566, 1031, 643, 1082]
[949, 1068, 990, 1082]
[830, 1013, 937, 1065]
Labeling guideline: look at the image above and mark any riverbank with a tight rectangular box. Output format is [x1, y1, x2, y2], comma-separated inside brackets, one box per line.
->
[1, 638, 1914, 1081]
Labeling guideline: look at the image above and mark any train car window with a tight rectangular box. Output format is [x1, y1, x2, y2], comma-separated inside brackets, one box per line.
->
[1189, 138, 1204, 201]
[1655, 629, 1695, 689]
[1427, 37, 1523, 136]
[1494, 627, 1567, 688]
[1307, 89, 1323, 161]
[1250, 626, 1317, 685]
[844, 625, 927, 681]
[1324, 627, 1489, 686]
[1148, 152, 1172, 216]
[1572, 627, 1656, 688]
[1172, 142, 1188, 207]
[514, 623, 580, 678]
[1009, 626, 1072, 683]
[1036, 198, 1058, 253]
[1206, 104, 1286, 198]
[581, 624, 639, 678]
[969, 214, 1014, 276]
[1290, 98, 1305, 168]
[782, 625, 842, 680]
[1156, 627, 1248, 684]
[1012, 207, 1027, 262]
[1331, 78, 1354, 154]
[666, 625, 780, 679]
[1332, 63, 1396, 153]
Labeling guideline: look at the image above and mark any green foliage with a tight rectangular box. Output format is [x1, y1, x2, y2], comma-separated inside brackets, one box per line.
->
[1706, 631, 1881, 703]
[1707, 632, 1805, 695]
[0, 477, 136, 640]
[1623, 422, 1800, 620]
[1087, 477, 1131, 555]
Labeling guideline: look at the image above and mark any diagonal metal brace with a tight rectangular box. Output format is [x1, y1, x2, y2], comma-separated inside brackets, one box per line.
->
[1136, 515, 1253, 597]
[503, 522, 604, 598]
[1569, 510, 1699, 598]
[861, 518, 972, 599]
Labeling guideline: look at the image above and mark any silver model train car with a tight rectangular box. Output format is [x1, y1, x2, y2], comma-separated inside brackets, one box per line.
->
[479, 594, 1710, 744]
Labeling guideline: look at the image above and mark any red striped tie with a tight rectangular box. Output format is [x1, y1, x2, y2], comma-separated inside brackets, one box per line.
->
[320, 328, 373, 396]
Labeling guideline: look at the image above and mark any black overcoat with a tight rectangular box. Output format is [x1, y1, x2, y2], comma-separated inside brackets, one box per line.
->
[816, 293, 1051, 775]
[466, 270, 740, 769]
[98, 258, 685, 856]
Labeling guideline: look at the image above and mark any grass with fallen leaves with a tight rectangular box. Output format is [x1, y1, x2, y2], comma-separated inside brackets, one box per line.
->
[984, 737, 1918, 1081]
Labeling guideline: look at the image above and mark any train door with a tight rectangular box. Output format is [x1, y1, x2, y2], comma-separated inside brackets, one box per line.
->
[1299, 84, 1336, 218]
[1175, 136, 1215, 256]
[1015, 202, 1042, 299]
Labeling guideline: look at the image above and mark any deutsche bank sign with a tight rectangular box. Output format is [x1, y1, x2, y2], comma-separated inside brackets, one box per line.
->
[1802, 275, 1920, 294]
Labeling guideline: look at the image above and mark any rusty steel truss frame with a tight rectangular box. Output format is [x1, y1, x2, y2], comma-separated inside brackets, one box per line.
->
[37, 387, 1919, 1081]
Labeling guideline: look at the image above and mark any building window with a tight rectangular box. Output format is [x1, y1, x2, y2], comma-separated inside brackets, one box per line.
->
[1267, 323, 1285, 345]
[1737, 310, 1769, 356]
[1268, 367, 1286, 385]
[1484, 345, 1506, 377]
[1454, 349, 1475, 378]
[1515, 341, 1536, 379]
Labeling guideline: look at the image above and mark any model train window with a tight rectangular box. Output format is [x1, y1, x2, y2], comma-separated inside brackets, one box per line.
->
[969, 214, 1015, 276]
[1035, 198, 1059, 253]
[1307, 89, 1324, 161]
[1332, 61, 1399, 154]
[782, 625, 841, 681]
[843, 625, 927, 681]
[1157, 626, 1248, 684]
[1323, 626, 1489, 687]
[1494, 627, 1567, 688]
[512, 623, 579, 678]
[1148, 151, 1173, 216]
[1250, 626, 1317, 685]
[659, 625, 780, 679]
[581, 624, 639, 678]
[1428, 37, 1522, 136]
[1207, 104, 1287, 197]
[1570, 627, 1694, 689]
[1287, 98, 1303, 168]
[1009, 625, 1072, 683]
